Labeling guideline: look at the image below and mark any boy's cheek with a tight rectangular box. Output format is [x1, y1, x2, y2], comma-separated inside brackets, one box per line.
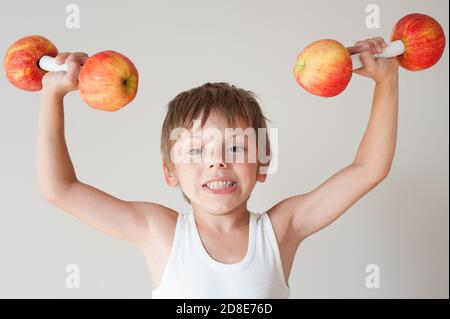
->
[233, 163, 260, 180]
[175, 164, 202, 183]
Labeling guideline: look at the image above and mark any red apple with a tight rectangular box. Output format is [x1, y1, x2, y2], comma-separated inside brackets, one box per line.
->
[294, 39, 352, 97]
[79, 50, 138, 112]
[391, 13, 446, 71]
[3, 35, 58, 91]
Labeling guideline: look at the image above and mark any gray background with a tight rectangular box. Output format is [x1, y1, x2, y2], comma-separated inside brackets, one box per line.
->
[0, 0, 448, 298]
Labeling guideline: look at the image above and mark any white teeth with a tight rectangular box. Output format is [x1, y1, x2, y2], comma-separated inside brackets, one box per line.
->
[205, 181, 236, 189]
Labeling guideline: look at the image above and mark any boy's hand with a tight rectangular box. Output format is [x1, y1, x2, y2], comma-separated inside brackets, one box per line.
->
[350, 37, 399, 83]
[41, 52, 89, 97]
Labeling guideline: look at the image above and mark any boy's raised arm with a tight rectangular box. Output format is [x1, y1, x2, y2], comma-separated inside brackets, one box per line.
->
[36, 53, 175, 246]
[269, 37, 399, 243]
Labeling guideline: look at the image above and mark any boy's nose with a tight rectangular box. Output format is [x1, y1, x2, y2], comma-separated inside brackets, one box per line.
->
[209, 162, 228, 169]
[206, 147, 228, 168]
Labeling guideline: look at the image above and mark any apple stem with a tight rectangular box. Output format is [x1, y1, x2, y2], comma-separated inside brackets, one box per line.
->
[349, 40, 405, 70]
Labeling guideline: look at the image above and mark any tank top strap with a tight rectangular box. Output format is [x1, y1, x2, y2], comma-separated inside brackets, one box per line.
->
[153, 212, 186, 290]
[259, 211, 290, 291]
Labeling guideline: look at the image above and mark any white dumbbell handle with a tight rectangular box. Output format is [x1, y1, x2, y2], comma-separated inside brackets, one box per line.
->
[350, 40, 405, 70]
[40, 41, 404, 72]
[38, 56, 69, 72]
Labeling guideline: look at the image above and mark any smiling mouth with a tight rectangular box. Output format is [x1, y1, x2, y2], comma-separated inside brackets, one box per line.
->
[202, 180, 237, 190]
[202, 181, 238, 194]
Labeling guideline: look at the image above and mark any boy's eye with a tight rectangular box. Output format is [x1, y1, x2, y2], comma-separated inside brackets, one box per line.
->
[189, 146, 244, 155]
[189, 148, 202, 155]
[227, 145, 245, 153]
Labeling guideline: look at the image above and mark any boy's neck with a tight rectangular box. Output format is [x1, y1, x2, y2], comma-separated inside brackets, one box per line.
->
[190, 201, 250, 233]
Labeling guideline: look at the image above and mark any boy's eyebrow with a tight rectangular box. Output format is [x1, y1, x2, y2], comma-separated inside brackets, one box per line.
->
[188, 132, 247, 140]
[187, 133, 247, 141]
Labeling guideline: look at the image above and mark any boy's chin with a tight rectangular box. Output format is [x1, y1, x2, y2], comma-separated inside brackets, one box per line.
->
[193, 198, 243, 214]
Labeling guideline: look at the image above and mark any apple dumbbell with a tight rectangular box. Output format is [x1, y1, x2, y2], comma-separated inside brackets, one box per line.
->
[3, 35, 139, 111]
[293, 13, 446, 97]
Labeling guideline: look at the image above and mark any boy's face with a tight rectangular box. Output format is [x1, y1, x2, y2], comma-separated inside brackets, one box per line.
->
[163, 111, 267, 214]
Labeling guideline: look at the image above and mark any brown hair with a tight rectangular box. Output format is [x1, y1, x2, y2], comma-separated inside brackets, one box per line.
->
[160, 82, 272, 203]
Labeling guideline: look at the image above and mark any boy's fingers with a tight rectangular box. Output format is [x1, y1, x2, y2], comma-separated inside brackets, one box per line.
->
[357, 40, 371, 54]
[66, 60, 80, 84]
[371, 41, 381, 54]
[377, 37, 387, 47]
[353, 37, 388, 56]
[365, 40, 376, 55]
[79, 55, 89, 65]
[66, 52, 89, 61]
[374, 37, 387, 48]
[354, 40, 368, 49]
[373, 38, 384, 53]
[368, 37, 386, 54]
[81, 58, 88, 65]
[349, 41, 369, 55]
[56, 52, 89, 65]
[55, 52, 70, 64]
[66, 53, 78, 61]
[359, 50, 376, 71]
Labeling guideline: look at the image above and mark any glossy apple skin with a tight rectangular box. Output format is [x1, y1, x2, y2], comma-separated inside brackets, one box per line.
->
[391, 13, 446, 71]
[4, 35, 58, 91]
[294, 39, 352, 97]
[79, 50, 139, 111]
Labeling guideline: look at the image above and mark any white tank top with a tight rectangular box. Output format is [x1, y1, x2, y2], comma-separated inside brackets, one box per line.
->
[152, 210, 290, 299]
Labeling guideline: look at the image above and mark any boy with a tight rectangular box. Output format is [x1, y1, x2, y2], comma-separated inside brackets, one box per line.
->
[37, 37, 398, 298]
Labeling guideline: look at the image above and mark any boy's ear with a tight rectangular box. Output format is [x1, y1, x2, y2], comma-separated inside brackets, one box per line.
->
[257, 172, 267, 183]
[162, 159, 179, 187]
[256, 162, 268, 183]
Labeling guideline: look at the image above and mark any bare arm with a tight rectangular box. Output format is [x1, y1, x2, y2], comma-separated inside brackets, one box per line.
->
[37, 90, 77, 196]
[36, 53, 174, 246]
[269, 37, 399, 242]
